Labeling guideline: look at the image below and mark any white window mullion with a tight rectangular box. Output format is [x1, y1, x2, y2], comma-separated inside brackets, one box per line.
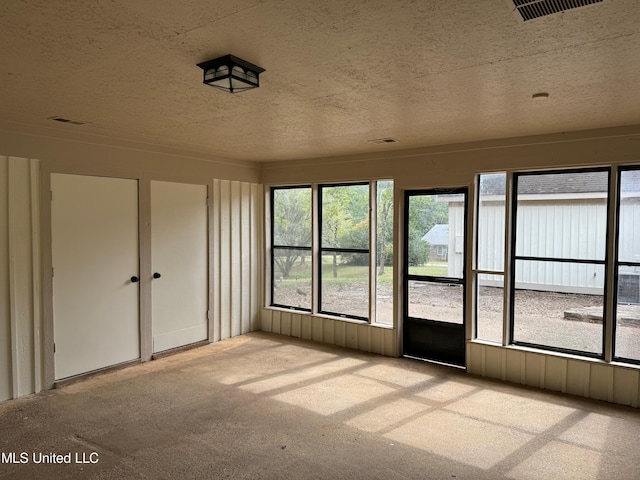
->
[311, 184, 320, 315]
[468, 177, 478, 342]
[264, 186, 272, 307]
[369, 181, 377, 324]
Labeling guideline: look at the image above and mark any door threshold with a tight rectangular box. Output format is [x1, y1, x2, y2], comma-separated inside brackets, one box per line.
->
[54, 358, 142, 388]
[403, 355, 466, 370]
[151, 340, 209, 360]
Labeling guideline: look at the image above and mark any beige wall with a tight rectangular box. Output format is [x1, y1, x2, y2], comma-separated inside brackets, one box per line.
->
[260, 124, 640, 408]
[261, 125, 640, 187]
[3, 121, 640, 407]
[0, 123, 262, 399]
[0, 121, 259, 184]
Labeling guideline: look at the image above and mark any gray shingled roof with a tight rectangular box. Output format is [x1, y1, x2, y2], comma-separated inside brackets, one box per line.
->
[519, 171, 608, 194]
[421, 224, 448, 246]
[480, 170, 640, 195]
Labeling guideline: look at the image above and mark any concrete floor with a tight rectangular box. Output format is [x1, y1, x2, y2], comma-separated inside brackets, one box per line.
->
[1, 332, 639, 480]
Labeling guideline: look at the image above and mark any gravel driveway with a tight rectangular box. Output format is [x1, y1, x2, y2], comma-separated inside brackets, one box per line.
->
[273, 281, 640, 360]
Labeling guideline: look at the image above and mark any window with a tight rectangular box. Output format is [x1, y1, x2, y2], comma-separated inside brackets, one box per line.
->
[511, 169, 608, 356]
[376, 180, 394, 325]
[271, 186, 312, 311]
[614, 167, 640, 363]
[269, 181, 393, 324]
[475, 168, 620, 358]
[475, 173, 506, 343]
[406, 191, 466, 324]
[319, 183, 370, 319]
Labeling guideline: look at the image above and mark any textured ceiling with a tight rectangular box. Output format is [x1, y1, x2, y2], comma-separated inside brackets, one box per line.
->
[1, 0, 639, 162]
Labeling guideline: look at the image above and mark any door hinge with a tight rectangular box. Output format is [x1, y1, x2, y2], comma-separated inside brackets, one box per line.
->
[50, 190, 53, 201]
[53, 343, 56, 353]
[52, 267, 54, 278]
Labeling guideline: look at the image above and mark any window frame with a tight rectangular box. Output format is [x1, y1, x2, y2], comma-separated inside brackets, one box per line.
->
[507, 167, 611, 358]
[403, 187, 469, 322]
[473, 172, 507, 345]
[612, 165, 640, 365]
[318, 182, 371, 321]
[268, 180, 394, 325]
[270, 185, 313, 312]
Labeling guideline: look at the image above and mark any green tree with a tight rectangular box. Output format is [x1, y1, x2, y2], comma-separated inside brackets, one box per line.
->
[377, 181, 393, 275]
[273, 188, 311, 278]
[322, 184, 369, 277]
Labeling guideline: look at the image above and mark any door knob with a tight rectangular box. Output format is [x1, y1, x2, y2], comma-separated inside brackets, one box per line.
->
[130, 276, 140, 283]
[153, 272, 161, 279]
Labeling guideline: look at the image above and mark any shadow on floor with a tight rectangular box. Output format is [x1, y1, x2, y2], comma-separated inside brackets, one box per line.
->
[1, 332, 638, 480]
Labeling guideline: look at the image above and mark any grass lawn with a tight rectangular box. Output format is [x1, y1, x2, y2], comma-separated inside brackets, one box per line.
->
[280, 260, 449, 286]
[408, 263, 448, 277]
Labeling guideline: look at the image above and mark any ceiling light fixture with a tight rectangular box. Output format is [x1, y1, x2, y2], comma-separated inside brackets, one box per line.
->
[197, 54, 265, 94]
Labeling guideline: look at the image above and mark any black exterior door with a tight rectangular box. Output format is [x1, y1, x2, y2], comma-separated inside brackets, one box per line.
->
[403, 189, 468, 367]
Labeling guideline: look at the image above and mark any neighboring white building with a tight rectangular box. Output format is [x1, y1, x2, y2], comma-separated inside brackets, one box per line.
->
[443, 172, 640, 297]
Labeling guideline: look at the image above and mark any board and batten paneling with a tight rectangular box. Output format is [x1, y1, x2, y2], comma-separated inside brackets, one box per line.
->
[0, 156, 41, 402]
[211, 180, 262, 342]
[261, 309, 397, 357]
[467, 342, 640, 407]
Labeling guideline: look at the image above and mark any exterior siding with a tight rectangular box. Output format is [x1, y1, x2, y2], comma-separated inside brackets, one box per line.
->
[473, 199, 613, 293]
[619, 198, 640, 263]
[447, 202, 466, 278]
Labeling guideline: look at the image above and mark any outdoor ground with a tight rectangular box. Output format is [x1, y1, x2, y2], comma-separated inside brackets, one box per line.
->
[273, 265, 640, 361]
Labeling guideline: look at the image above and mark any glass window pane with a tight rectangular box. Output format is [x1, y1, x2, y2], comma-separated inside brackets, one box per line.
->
[476, 273, 503, 343]
[615, 266, 640, 361]
[321, 252, 369, 319]
[477, 174, 505, 271]
[618, 170, 640, 264]
[408, 194, 464, 278]
[515, 171, 608, 261]
[272, 248, 311, 309]
[321, 184, 369, 250]
[273, 187, 311, 247]
[513, 260, 604, 354]
[408, 280, 463, 324]
[376, 181, 394, 325]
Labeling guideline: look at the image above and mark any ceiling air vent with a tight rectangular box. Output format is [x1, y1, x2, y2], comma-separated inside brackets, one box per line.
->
[511, 0, 604, 21]
[368, 138, 398, 144]
[48, 116, 89, 125]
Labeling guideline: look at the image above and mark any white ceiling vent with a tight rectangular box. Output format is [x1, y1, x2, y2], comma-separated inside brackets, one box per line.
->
[511, 0, 604, 21]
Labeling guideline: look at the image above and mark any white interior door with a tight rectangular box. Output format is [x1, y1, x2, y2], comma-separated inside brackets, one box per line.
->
[151, 181, 208, 353]
[51, 174, 140, 380]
